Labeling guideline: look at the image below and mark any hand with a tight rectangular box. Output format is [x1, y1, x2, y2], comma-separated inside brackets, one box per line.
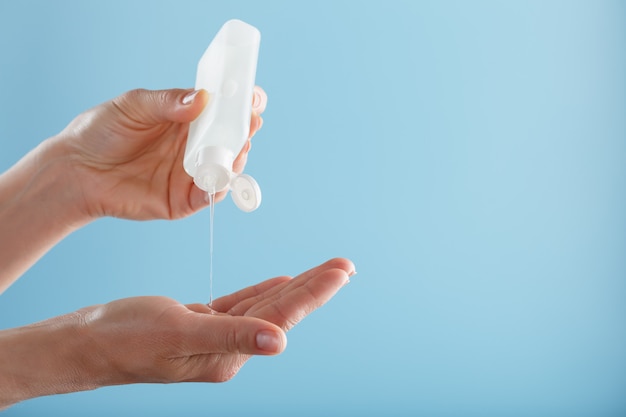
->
[54, 86, 267, 220]
[0, 87, 266, 291]
[0, 258, 355, 406]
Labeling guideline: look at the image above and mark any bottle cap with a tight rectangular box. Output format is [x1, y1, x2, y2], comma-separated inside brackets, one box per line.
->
[230, 174, 261, 212]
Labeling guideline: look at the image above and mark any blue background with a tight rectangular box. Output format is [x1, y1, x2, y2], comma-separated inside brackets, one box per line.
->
[1, 1, 625, 416]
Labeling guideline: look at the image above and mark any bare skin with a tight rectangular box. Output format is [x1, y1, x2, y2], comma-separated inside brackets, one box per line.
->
[0, 258, 354, 408]
[0, 87, 261, 290]
[0, 87, 355, 408]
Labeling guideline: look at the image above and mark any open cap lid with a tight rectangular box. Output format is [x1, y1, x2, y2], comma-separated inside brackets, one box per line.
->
[230, 174, 261, 212]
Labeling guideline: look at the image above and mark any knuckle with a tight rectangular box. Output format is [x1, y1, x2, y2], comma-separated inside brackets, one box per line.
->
[154, 89, 172, 107]
[225, 326, 241, 353]
[119, 88, 146, 104]
[110, 89, 147, 123]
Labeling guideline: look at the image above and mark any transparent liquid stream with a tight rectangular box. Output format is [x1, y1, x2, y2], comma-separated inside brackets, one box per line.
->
[208, 191, 215, 306]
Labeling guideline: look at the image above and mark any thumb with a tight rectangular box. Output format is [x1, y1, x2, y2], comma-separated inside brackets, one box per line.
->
[181, 314, 287, 356]
[111, 88, 209, 125]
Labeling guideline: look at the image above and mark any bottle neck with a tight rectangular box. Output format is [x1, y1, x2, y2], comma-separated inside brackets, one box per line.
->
[194, 146, 234, 192]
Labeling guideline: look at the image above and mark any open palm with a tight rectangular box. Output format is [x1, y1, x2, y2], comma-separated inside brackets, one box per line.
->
[82, 258, 354, 385]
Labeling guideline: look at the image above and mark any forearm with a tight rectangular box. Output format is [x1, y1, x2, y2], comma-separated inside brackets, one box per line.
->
[0, 312, 102, 409]
[0, 137, 92, 292]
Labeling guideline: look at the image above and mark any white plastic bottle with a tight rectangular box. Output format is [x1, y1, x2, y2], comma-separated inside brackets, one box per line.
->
[184, 19, 262, 212]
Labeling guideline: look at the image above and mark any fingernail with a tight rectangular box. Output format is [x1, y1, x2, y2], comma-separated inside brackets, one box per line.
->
[182, 90, 200, 105]
[252, 91, 261, 108]
[256, 330, 283, 353]
[252, 86, 267, 113]
[349, 270, 357, 277]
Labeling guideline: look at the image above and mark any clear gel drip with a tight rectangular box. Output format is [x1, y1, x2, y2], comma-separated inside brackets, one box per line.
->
[208, 191, 215, 306]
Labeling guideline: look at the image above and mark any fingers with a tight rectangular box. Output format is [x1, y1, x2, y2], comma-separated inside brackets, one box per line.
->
[211, 276, 292, 313]
[109, 86, 264, 128]
[252, 86, 268, 114]
[189, 85, 266, 202]
[249, 115, 263, 139]
[250, 268, 350, 331]
[232, 87, 266, 174]
[224, 258, 356, 324]
[231, 145, 249, 175]
[179, 314, 286, 356]
[227, 258, 355, 317]
[292, 258, 356, 282]
[245, 258, 356, 313]
[110, 88, 209, 126]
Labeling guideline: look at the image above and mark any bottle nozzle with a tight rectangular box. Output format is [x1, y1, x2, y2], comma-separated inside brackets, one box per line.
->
[193, 146, 262, 211]
[194, 146, 234, 193]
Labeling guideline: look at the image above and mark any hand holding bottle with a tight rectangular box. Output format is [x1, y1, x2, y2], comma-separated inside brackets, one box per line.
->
[0, 87, 267, 288]
[54, 86, 267, 221]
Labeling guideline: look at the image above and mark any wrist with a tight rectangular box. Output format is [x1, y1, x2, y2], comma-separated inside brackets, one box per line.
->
[35, 134, 96, 225]
[0, 136, 93, 289]
[0, 311, 103, 408]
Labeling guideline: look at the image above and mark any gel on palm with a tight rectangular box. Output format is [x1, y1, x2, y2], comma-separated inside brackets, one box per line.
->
[184, 19, 262, 212]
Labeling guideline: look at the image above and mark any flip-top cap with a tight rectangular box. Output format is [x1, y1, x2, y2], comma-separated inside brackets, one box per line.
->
[230, 174, 261, 212]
